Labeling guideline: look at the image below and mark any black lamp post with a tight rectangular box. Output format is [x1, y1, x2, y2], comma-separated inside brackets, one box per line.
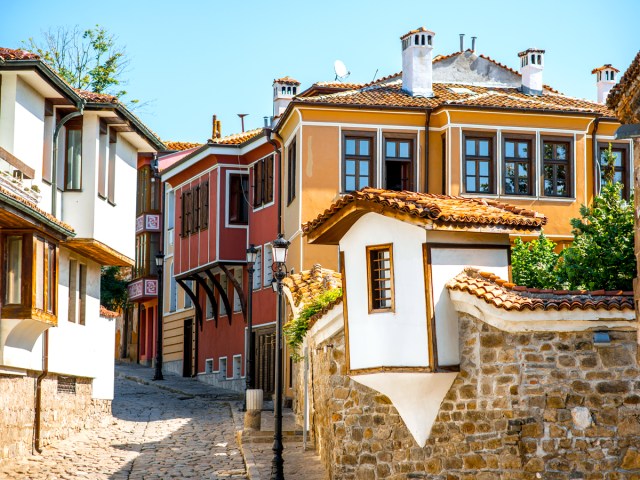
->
[153, 252, 165, 381]
[270, 233, 290, 480]
[245, 244, 259, 396]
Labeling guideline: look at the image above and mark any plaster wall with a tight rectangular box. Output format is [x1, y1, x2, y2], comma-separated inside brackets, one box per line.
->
[13, 76, 45, 174]
[0, 73, 17, 153]
[340, 213, 429, 370]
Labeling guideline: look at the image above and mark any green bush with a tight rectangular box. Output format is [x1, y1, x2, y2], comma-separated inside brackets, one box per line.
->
[511, 233, 562, 289]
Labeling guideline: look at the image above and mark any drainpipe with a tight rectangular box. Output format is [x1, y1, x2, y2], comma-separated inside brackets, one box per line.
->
[424, 109, 432, 192]
[266, 129, 283, 235]
[51, 102, 85, 218]
[34, 329, 49, 453]
[591, 116, 601, 196]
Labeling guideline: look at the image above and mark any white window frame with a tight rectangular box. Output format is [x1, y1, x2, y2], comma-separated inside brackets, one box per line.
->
[263, 242, 274, 288]
[232, 354, 243, 379]
[252, 246, 262, 290]
[225, 169, 250, 229]
[218, 356, 228, 379]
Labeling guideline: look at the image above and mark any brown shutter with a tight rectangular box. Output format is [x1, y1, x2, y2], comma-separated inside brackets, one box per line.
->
[266, 155, 274, 203]
[201, 181, 209, 229]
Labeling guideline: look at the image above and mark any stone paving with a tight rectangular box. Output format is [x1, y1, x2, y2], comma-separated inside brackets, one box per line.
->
[0, 363, 326, 480]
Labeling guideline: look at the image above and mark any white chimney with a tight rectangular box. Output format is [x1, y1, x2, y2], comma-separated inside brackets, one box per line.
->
[592, 64, 619, 103]
[401, 27, 435, 98]
[273, 76, 300, 117]
[518, 48, 545, 96]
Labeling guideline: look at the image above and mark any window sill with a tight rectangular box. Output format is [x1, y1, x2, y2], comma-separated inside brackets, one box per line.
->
[461, 193, 576, 203]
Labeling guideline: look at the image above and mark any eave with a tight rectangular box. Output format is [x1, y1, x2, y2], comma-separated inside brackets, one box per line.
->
[64, 238, 133, 266]
[0, 190, 74, 239]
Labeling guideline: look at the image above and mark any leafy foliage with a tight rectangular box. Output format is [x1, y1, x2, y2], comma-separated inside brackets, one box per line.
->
[284, 288, 342, 361]
[511, 233, 562, 289]
[561, 181, 634, 291]
[23, 25, 138, 105]
[100, 266, 131, 311]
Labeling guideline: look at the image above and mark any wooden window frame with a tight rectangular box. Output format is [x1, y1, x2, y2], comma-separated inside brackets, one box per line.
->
[541, 136, 572, 198]
[287, 140, 297, 205]
[597, 142, 630, 199]
[502, 135, 535, 196]
[201, 180, 209, 229]
[366, 243, 395, 314]
[228, 174, 249, 225]
[383, 133, 416, 191]
[463, 132, 496, 194]
[64, 119, 83, 191]
[252, 155, 274, 209]
[342, 131, 376, 193]
[193, 185, 201, 232]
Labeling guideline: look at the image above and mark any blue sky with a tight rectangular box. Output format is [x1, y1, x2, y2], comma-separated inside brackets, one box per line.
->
[2, 0, 639, 143]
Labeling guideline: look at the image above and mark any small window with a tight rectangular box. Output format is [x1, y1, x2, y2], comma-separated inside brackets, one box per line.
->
[252, 247, 262, 290]
[57, 376, 76, 395]
[503, 139, 533, 195]
[252, 156, 274, 208]
[218, 357, 228, 379]
[233, 268, 243, 312]
[343, 133, 374, 192]
[543, 140, 571, 197]
[205, 358, 214, 374]
[599, 144, 629, 199]
[167, 190, 175, 230]
[233, 354, 242, 379]
[5, 235, 22, 305]
[366, 244, 394, 313]
[228, 174, 249, 225]
[263, 243, 274, 287]
[65, 126, 82, 191]
[287, 140, 297, 204]
[464, 136, 494, 194]
[384, 137, 414, 191]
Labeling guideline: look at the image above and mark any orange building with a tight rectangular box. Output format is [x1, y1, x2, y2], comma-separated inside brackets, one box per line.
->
[273, 27, 632, 274]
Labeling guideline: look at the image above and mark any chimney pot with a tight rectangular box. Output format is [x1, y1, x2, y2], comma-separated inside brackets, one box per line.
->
[273, 77, 300, 117]
[592, 64, 619, 103]
[471, 36, 477, 52]
[459, 34, 465, 52]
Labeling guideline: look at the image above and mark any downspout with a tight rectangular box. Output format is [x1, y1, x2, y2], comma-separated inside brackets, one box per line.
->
[266, 129, 283, 235]
[424, 109, 432, 192]
[51, 102, 85, 217]
[34, 329, 49, 453]
[591, 116, 601, 196]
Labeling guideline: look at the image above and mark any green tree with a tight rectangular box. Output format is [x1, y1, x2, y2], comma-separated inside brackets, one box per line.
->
[561, 180, 634, 291]
[511, 233, 562, 289]
[23, 25, 138, 104]
[100, 266, 130, 311]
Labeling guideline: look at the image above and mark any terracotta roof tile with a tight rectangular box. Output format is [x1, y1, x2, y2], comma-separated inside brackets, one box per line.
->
[210, 127, 264, 145]
[592, 64, 620, 74]
[446, 267, 634, 312]
[314, 81, 364, 89]
[75, 89, 118, 104]
[283, 264, 342, 309]
[100, 305, 119, 318]
[274, 76, 300, 85]
[164, 141, 204, 151]
[607, 50, 640, 123]
[0, 48, 40, 60]
[0, 184, 74, 233]
[303, 188, 546, 236]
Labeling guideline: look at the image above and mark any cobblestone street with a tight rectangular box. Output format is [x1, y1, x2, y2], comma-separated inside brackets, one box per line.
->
[0, 375, 247, 480]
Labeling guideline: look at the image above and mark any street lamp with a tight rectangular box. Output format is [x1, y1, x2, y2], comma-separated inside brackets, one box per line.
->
[245, 244, 259, 398]
[270, 233, 290, 480]
[153, 252, 165, 381]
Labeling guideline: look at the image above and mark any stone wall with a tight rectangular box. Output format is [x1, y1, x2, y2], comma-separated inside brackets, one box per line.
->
[295, 314, 640, 479]
[0, 373, 111, 461]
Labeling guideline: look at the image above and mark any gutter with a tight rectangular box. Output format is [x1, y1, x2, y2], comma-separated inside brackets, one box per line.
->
[52, 105, 85, 217]
[34, 330, 49, 453]
[265, 129, 284, 235]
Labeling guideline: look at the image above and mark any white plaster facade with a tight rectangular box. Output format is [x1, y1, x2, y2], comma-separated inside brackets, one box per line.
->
[0, 59, 162, 400]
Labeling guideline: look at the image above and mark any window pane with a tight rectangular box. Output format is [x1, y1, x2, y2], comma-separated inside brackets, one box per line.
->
[614, 172, 623, 183]
[505, 141, 515, 158]
[66, 129, 82, 190]
[505, 178, 515, 194]
[518, 163, 528, 177]
[556, 166, 567, 195]
[479, 161, 489, 176]
[345, 160, 355, 175]
[505, 162, 515, 178]
[358, 176, 369, 189]
[466, 139, 475, 156]
[35, 238, 44, 310]
[556, 144, 566, 160]
[518, 143, 528, 158]
[5, 236, 22, 304]
[360, 160, 369, 176]
[478, 140, 489, 156]
[613, 151, 622, 167]
[345, 176, 356, 191]
[386, 141, 395, 157]
[47, 245, 55, 313]
[466, 177, 475, 192]
[398, 142, 410, 158]
[543, 143, 553, 160]
[479, 177, 490, 192]
[466, 161, 476, 175]
[359, 139, 369, 156]
[345, 139, 356, 155]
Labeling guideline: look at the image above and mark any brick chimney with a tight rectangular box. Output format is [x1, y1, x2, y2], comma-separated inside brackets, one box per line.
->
[592, 64, 619, 103]
[518, 48, 545, 96]
[401, 27, 435, 98]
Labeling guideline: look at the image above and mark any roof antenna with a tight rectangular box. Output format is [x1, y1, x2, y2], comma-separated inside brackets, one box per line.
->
[237, 114, 248, 132]
[371, 68, 379, 83]
[459, 33, 465, 52]
[334, 60, 350, 81]
[471, 36, 477, 52]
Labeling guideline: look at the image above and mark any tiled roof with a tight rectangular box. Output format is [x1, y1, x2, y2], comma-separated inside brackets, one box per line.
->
[100, 305, 120, 318]
[274, 76, 300, 85]
[0, 48, 40, 60]
[518, 48, 545, 57]
[164, 141, 204, 151]
[446, 267, 634, 312]
[283, 264, 342, 308]
[293, 79, 607, 115]
[210, 127, 264, 145]
[592, 64, 620, 74]
[607, 51, 640, 123]
[75, 89, 118, 104]
[0, 183, 74, 233]
[400, 26, 434, 39]
[314, 81, 364, 89]
[303, 188, 546, 237]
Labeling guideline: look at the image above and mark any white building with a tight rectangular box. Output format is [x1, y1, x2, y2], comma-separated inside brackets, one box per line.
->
[0, 47, 164, 459]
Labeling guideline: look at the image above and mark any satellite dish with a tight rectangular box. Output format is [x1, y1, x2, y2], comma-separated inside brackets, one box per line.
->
[334, 60, 350, 81]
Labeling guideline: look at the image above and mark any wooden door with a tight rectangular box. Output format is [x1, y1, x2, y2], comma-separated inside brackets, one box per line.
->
[183, 318, 193, 377]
